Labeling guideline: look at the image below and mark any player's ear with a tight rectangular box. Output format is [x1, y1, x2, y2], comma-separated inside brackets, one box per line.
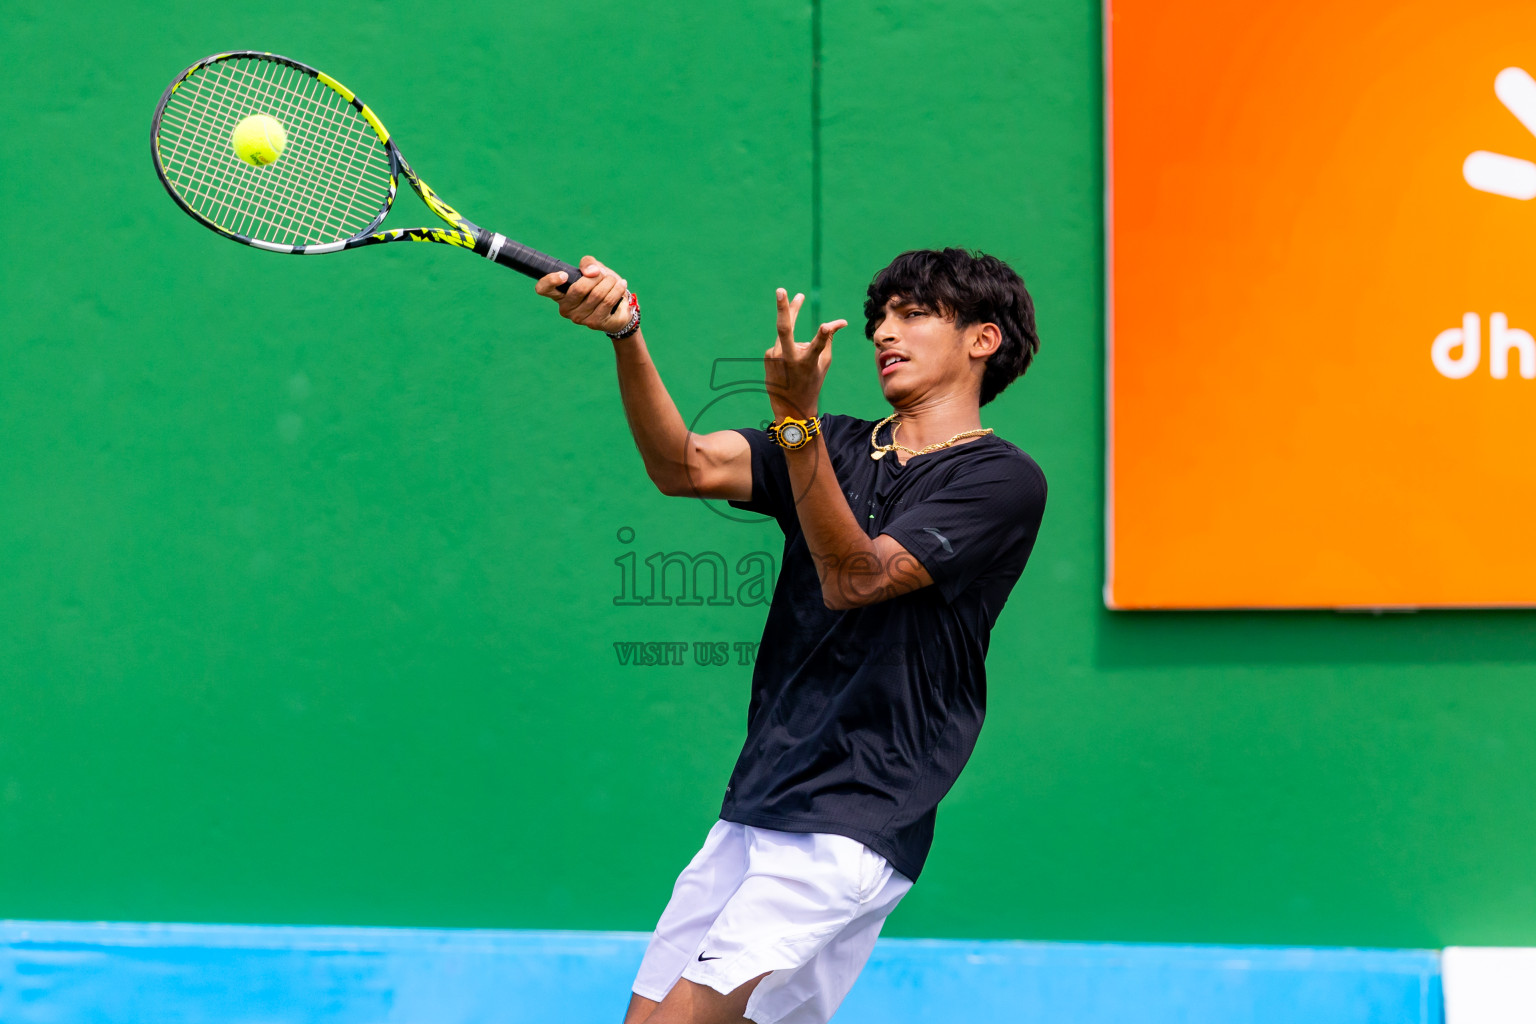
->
[971, 323, 1003, 358]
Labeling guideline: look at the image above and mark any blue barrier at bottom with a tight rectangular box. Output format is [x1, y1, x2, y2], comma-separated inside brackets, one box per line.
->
[0, 920, 1443, 1024]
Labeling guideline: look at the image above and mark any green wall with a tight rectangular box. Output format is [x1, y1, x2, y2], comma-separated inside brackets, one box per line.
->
[4, 0, 1535, 949]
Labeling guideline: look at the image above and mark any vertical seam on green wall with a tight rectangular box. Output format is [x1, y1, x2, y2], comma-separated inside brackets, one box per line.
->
[811, 0, 823, 326]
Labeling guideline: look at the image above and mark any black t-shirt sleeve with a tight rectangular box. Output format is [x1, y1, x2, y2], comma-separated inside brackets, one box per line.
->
[726, 426, 792, 520]
[880, 451, 1047, 603]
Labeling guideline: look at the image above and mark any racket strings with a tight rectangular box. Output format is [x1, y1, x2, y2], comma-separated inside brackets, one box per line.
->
[179, 62, 360, 240]
[163, 59, 387, 243]
[164, 59, 387, 243]
[213, 62, 382, 242]
[223, 60, 390, 237]
[156, 56, 393, 246]
[161, 73, 332, 242]
[159, 68, 338, 244]
[161, 67, 372, 246]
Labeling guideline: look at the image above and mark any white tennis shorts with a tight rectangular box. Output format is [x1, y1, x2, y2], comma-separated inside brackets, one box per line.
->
[632, 819, 914, 1024]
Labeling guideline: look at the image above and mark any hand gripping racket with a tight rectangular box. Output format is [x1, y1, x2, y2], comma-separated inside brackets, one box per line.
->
[150, 51, 583, 283]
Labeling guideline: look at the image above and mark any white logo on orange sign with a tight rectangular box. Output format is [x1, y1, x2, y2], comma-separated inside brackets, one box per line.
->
[1464, 67, 1536, 200]
[1435, 70, 1536, 380]
[1432, 313, 1536, 380]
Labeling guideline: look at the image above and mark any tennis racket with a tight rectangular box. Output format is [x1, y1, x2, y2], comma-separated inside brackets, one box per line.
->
[150, 51, 583, 284]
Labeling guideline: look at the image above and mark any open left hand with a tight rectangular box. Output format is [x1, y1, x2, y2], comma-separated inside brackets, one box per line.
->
[765, 288, 847, 420]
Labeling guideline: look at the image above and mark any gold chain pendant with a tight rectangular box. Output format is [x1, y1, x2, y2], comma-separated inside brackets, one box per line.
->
[869, 413, 899, 460]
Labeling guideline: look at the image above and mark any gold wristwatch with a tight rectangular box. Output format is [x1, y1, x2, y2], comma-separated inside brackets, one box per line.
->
[767, 414, 821, 450]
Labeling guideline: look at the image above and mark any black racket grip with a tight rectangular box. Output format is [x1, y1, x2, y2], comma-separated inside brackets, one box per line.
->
[485, 233, 582, 290]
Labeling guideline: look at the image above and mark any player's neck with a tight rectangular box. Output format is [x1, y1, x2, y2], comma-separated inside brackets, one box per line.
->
[888, 393, 985, 453]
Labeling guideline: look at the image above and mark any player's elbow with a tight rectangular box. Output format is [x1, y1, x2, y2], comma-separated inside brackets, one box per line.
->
[651, 441, 708, 496]
[645, 453, 693, 496]
[821, 582, 866, 611]
[653, 467, 704, 498]
[651, 470, 686, 497]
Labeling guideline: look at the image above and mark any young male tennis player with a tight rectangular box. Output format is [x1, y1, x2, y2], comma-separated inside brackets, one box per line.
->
[536, 249, 1047, 1024]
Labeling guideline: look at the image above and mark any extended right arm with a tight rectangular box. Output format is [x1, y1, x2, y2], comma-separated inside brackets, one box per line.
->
[534, 257, 752, 501]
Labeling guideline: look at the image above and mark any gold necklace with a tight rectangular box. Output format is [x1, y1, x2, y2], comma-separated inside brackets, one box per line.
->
[869, 413, 994, 461]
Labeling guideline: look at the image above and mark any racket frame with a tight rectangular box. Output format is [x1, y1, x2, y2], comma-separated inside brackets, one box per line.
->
[150, 51, 580, 281]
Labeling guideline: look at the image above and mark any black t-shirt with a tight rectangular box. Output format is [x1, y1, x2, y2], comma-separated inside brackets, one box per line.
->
[721, 413, 1047, 881]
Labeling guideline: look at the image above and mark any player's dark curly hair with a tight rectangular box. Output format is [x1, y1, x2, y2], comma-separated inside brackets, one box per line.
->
[863, 249, 1040, 406]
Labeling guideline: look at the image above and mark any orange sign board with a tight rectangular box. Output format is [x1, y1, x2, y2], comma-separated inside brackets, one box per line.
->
[1107, 0, 1536, 609]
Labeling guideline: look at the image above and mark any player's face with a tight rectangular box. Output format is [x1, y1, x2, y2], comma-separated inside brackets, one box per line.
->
[870, 297, 975, 405]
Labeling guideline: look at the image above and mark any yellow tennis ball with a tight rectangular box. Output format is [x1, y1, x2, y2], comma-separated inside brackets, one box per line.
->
[231, 114, 287, 167]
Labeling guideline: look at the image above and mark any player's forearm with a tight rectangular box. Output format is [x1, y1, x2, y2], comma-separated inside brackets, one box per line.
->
[609, 328, 694, 490]
[781, 439, 882, 608]
[534, 259, 689, 487]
